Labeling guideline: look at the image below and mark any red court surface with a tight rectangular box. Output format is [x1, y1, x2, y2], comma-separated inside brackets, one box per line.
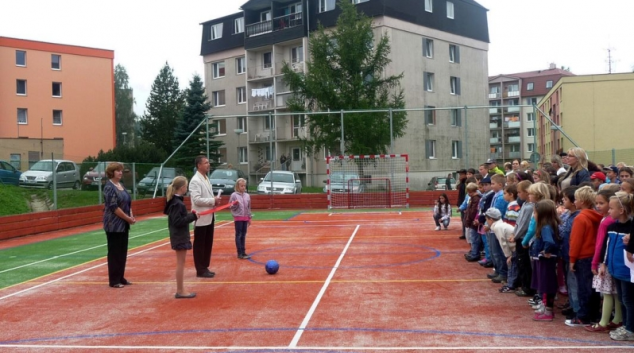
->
[0, 210, 631, 352]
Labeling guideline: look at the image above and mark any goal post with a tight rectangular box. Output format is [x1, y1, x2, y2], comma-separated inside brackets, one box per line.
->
[325, 154, 409, 209]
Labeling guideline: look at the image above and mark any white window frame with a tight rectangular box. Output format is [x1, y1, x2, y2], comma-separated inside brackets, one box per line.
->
[319, 0, 336, 13]
[211, 23, 223, 40]
[237, 87, 246, 104]
[546, 80, 553, 88]
[452, 141, 460, 159]
[16, 50, 26, 67]
[527, 143, 535, 152]
[450, 76, 460, 95]
[424, 72, 434, 92]
[237, 116, 248, 132]
[527, 82, 534, 91]
[234, 17, 244, 34]
[449, 44, 459, 63]
[263, 52, 272, 68]
[16, 79, 26, 95]
[427, 140, 437, 159]
[52, 82, 62, 97]
[291, 46, 304, 63]
[424, 106, 436, 125]
[212, 90, 226, 107]
[447, 1, 454, 19]
[238, 147, 248, 164]
[451, 109, 461, 127]
[212, 61, 225, 79]
[528, 128, 535, 137]
[53, 110, 63, 125]
[352, 0, 369, 4]
[17, 108, 28, 125]
[51, 54, 61, 70]
[527, 113, 534, 121]
[236, 57, 246, 74]
[261, 10, 271, 22]
[423, 38, 434, 58]
[214, 119, 227, 135]
[425, 0, 433, 12]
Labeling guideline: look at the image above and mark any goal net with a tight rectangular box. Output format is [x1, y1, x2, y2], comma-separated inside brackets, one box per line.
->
[325, 154, 409, 209]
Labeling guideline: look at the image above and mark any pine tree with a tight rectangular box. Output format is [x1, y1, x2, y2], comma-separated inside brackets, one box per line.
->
[282, 0, 407, 156]
[114, 64, 136, 147]
[173, 74, 222, 169]
[139, 62, 184, 154]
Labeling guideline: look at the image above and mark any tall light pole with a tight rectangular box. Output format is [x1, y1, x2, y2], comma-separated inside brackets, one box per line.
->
[122, 131, 127, 146]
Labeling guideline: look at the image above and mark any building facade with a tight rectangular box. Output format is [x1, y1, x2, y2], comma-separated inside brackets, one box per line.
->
[0, 37, 114, 170]
[488, 65, 573, 164]
[200, 0, 490, 189]
[537, 72, 634, 164]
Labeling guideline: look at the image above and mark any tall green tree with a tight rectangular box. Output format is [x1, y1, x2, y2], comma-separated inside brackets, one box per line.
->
[139, 62, 184, 154]
[282, 0, 407, 156]
[114, 64, 137, 147]
[173, 74, 222, 169]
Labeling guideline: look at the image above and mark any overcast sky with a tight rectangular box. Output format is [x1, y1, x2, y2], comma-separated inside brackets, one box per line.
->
[1, 0, 632, 116]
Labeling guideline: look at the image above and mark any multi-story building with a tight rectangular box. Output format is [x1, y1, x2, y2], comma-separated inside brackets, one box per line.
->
[537, 72, 634, 164]
[488, 64, 573, 164]
[0, 37, 114, 170]
[200, 0, 490, 189]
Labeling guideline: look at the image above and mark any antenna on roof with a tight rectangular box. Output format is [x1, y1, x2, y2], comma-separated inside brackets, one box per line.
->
[606, 47, 617, 74]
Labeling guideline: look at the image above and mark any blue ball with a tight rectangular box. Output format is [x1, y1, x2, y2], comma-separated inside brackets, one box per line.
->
[265, 260, 279, 275]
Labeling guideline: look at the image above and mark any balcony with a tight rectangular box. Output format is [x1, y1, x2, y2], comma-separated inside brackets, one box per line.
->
[489, 122, 499, 129]
[504, 121, 521, 128]
[251, 130, 273, 143]
[489, 108, 500, 114]
[247, 66, 274, 80]
[275, 61, 304, 75]
[506, 106, 520, 113]
[250, 98, 274, 112]
[488, 93, 500, 99]
[490, 137, 501, 144]
[276, 93, 292, 108]
[505, 90, 520, 97]
[508, 136, 521, 143]
[507, 151, 521, 159]
[246, 12, 303, 38]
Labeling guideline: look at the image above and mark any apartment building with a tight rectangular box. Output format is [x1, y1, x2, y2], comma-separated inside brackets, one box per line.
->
[0, 37, 114, 170]
[200, 0, 490, 189]
[537, 72, 634, 163]
[488, 64, 574, 164]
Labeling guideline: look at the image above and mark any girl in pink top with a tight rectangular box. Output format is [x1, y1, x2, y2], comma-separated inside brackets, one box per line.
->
[229, 178, 252, 259]
[586, 189, 620, 332]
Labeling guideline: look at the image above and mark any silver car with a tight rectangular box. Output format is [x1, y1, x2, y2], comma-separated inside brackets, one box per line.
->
[19, 159, 81, 189]
[257, 171, 302, 194]
[323, 172, 364, 193]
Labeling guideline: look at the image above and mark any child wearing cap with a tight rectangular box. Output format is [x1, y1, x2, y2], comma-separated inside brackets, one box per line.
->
[486, 208, 516, 289]
[590, 172, 606, 191]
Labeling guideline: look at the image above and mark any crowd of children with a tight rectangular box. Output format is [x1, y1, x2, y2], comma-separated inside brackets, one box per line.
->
[449, 152, 634, 341]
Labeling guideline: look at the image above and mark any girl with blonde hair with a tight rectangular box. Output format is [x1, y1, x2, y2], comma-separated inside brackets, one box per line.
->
[229, 178, 252, 259]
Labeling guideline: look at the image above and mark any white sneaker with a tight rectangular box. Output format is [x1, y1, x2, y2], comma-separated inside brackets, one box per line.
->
[611, 328, 634, 341]
[435, 226, 440, 231]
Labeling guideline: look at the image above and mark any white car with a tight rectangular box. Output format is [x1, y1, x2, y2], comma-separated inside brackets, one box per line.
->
[19, 159, 81, 189]
[257, 171, 302, 194]
[323, 172, 364, 193]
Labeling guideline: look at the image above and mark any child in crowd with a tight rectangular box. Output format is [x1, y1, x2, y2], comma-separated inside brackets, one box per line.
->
[530, 200, 561, 321]
[599, 192, 633, 340]
[229, 178, 252, 259]
[506, 173, 518, 186]
[512, 180, 535, 297]
[503, 184, 520, 226]
[566, 186, 603, 327]
[585, 189, 619, 332]
[477, 178, 495, 267]
[486, 174, 509, 283]
[164, 176, 199, 299]
[621, 178, 634, 194]
[433, 193, 452, 231]
[522, 183, 550, 305]
[559, 186, 581, 319]
[486, 208, 516, 292]
[458, 177, 478, 243]
[464, 183, 482, 262]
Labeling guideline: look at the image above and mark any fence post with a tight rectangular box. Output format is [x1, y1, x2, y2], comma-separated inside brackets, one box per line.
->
[389, 108, 394, 154]
[340, 110, 345, 156]
[132, 163, 137, 201]
[463, 106, 468, 169]
[51, 152, 57, 210]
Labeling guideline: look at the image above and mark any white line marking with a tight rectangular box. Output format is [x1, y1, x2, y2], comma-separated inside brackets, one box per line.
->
[0, 345, 628, 351]
[0, 228, 167, 274]
[288, 224, 360, 348]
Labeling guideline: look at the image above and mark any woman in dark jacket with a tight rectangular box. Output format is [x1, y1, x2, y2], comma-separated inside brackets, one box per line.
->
[558, 147, 591, 190]
[165, 176, 198, 299]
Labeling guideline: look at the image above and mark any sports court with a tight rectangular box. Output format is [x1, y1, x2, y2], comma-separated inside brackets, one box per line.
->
[0, 209, 629, 351]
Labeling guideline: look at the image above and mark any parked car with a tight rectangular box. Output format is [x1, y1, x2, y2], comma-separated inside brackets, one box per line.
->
[0, 160, 22, 186]
[82, 162, 136, 191]
[323, 171, 364, 193]
[210, 168, 248, 196]
[257, 171, 302, 194]
[136, 167, 184, 195]
[19, 159, 81, 189]
[427, 176, 456, 191]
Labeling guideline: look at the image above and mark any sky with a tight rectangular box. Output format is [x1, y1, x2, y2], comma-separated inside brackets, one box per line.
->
[1, 0, 633, 116]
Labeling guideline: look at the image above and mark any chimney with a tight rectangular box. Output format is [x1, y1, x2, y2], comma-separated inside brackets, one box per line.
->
[549, 63, 556, 70]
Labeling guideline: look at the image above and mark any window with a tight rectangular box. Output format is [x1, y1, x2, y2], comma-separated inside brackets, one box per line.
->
[426, 140, 437, 159]
[546, 80, 553, 88]
[527, 82, 534, 91]
[424, 105, 436, 125]
[234, 17, 244, 34]
[265, 115, 275, 130]
[212, 61, 225, 79]
[526, 97, 537, 105]
[528, 128, 535, 137]
[16, 50, 26, 66]
[237, 87, 246, 104]
[446, 1, 454, 19]
[239, 147, 248, 163]
[265, 145, 276, 161]
[10, 154, 21, 170]
[490, 86, 500, 94]
[451, 109, 462, 126]
[53, 110, 63, 125]
[210, 23, 223, 40]
[352, 0, 369, 3]
[424, 72, 434, 92]
[449, 44, 460, 63]
[507, 84, 519, 92]
[237, 116, 248, 132]
[527, 143, 534, 152]
[452, 141, 462, 159]
[213, 119, 227, 134]
[236, 57, 246, 74]
[16, 79, 26, 95]
[17, 108, 27, 124]
[263, 52, 272, 68]
[51, 54, 61, 70]
[217, 148, 227, 164]
[527, 113, 534, 121]
[319, 0, 336, 12]
[261, 10, 271, 22]
[425, 0, 433, 12]
[212, 90, 226, 106]
[52, 82, 62, 97]
[291, 46, 304, 63]
[423, 38, 434, 58]
[293, 114, 305, 137]
[450, 76, 461, 95]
